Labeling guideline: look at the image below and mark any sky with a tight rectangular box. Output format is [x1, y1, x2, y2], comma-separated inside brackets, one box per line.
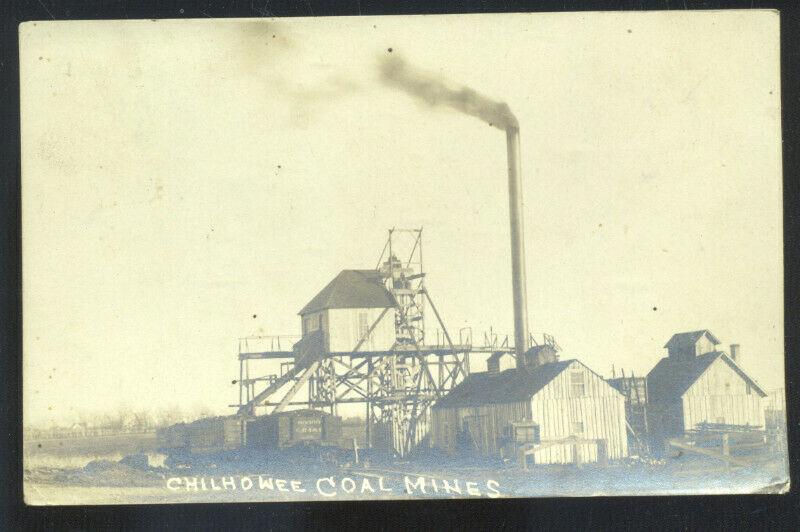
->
[21, 11, 783, 427]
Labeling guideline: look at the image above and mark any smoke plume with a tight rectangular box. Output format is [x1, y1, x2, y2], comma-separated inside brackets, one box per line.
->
[379, 54, 518, 131]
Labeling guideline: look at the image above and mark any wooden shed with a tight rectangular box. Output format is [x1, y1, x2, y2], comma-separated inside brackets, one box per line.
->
[298, 269, 397, 354]
[430, 359, 628, 464]
[646, 330, 767, 445]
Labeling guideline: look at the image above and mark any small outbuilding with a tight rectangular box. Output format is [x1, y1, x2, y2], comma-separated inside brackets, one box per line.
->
[430, 356, 628, 464]
[298, 269, 397, 353]
[646, 330, 767, 445]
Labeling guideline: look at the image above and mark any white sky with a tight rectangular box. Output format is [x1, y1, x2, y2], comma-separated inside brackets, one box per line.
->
[21, 11, 783, 427]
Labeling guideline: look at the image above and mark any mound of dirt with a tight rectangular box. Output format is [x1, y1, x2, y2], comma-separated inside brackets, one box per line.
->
[83, 459, 120, 473]
[119, 453, 150, 470]
[59, 458, 164, 487]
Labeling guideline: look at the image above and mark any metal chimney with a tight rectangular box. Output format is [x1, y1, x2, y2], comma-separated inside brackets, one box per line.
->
[730, 343, 741, 365]
[506, 126, 530, 366]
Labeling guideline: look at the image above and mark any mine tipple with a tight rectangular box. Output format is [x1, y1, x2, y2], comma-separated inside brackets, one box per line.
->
[234, 228, 494, 457]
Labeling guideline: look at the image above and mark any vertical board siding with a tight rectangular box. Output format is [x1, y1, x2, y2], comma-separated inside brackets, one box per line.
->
[695, 336, 716, 356]
[682, 395, 764, 429]
[681, 357, 765, 430]
[326, 308, 396, 352]
[431, 402, 531, 455]
[530, 361, 628, 463]
[431, 360, 628, 464]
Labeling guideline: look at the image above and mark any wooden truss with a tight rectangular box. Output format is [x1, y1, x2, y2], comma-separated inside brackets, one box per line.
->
[233, 229, 513, 456]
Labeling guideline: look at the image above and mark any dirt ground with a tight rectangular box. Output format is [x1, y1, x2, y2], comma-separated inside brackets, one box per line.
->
[23, 434, 790, 505]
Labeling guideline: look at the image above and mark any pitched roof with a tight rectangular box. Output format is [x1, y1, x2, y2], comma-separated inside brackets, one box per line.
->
[433, 360, 576, 409]
[646, 351, 767, 404]
[299, 270, 396, 315]
[663, 330, 720, 349]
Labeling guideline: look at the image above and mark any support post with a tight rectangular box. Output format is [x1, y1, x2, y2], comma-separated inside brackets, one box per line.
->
[366, 398, 371, 449]
[273, 360, 321, 414]
[238, 359, 243, 408]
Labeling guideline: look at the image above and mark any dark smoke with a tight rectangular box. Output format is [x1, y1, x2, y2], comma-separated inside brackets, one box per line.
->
[379, 54, 518, 131]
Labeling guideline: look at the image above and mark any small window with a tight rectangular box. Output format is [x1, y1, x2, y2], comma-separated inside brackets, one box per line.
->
[358, 312, 370, 339]
[570, 372, 585, 397]
[304, 314, 322, 333]
[513, 424, 539, 444]
[570, 421, 584, 436]
[724, 382, 731, 393]
[746, 384, 752, 395]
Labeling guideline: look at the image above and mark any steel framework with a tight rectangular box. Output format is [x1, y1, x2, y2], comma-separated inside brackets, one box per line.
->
[232, 228, 516, 456]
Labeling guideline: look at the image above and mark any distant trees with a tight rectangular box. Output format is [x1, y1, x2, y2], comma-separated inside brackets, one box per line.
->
[25, 404, 220, 439]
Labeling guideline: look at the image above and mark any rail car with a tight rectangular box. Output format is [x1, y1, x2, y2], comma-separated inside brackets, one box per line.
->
[156, 415, 245, 454]
[156, 409, 343, 454]
[246, 409, 342, 449]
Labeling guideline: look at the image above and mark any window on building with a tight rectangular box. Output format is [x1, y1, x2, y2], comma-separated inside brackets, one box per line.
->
[571, 421, 584, 436]
[319, 313, 324, 331]
[570, 372, 585, 397]
[746, 384, 752, 395]
[725, 382, 731, 394]
[513, 424, 540, 444]
[358, 312, 370, 339]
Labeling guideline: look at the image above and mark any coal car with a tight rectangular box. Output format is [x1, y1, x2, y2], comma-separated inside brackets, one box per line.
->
[156, 415, 245, 453]
[157, 409, 343, 454]
[245, 409, 342, 449]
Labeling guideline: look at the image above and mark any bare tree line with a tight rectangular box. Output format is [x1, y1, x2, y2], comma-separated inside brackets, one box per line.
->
[25, 404, 217, 440]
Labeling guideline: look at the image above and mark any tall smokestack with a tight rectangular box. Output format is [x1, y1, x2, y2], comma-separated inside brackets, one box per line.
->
[507, 127, 529, 363]
[378, 54, 530, 365]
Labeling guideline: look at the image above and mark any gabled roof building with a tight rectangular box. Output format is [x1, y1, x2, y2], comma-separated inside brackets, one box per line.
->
[646, 330, 767, 444]
[298, 270, 397, 316]
[297, 269, 398, 354]
[430, 357, 628, 464]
